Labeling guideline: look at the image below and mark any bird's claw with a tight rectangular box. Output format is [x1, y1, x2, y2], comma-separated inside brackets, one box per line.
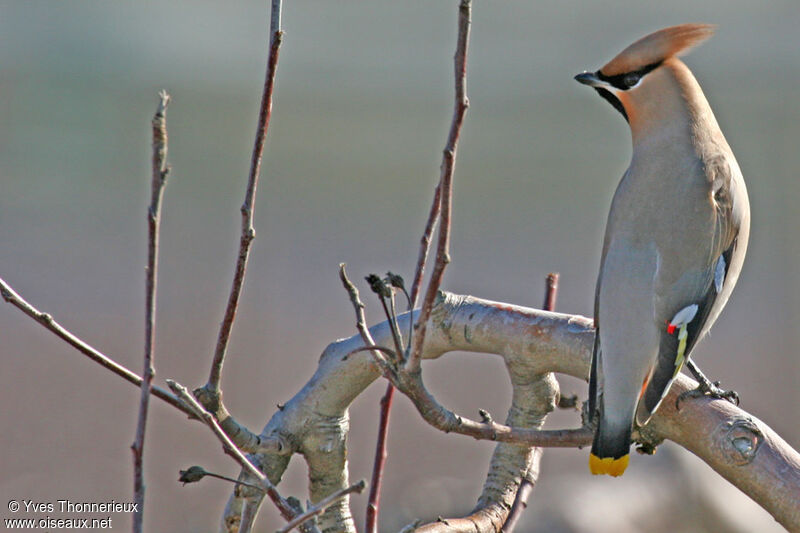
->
[676, 381, 739, 410]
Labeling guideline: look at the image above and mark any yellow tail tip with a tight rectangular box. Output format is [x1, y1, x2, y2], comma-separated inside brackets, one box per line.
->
[589, 453, 629, 477]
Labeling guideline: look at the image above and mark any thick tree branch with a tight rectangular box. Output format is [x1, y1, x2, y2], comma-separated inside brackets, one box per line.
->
[413, 373, 559, 533]
[643, 378, 800, 530]
[502, 272, 560, 533]
[4, 257, 797, 530]
[221, 291, 800, 532]
[132, 90, 171, 533]
[206, 0, 283, 394]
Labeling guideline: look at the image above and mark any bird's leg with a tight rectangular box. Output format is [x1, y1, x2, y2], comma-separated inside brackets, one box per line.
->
[676, 359, 740, 409]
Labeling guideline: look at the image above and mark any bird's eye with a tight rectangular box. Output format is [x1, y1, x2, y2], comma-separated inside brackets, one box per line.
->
[623, 73, 641, 88]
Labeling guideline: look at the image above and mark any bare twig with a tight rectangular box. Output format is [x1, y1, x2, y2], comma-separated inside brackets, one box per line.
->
[385, 287, 405, 361]
[390, 361, 592, 448]
[339, 270, 401, 380]
[0, 277, 194, 417]
[132, 90, 171, 533]
[344, 344, 398, 360]
[207, 0, 284, 393]
[179, 466, 265, 492]
[277, 480, 366, 533]
[339, 265, 379, 348]
[502, 272, 559, 533]
[501, 481, 533, 533]
[366, 274, 405, 362]
[166, 380, 302, 524]
[409, 183, 442, 308]
[1, 269, 276, 458]
[408, 0, 472, 374]
[365, 382, 394, 533]
[542, 272, 558, 312]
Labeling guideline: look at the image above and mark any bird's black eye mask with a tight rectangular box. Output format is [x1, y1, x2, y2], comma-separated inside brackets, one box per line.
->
[591, 61, 663, 123]
[594, 88, 628, 122]
[596, 61, 663, 91]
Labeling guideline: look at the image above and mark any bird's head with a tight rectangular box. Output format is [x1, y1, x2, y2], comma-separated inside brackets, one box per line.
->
[575, 24, 715, 125]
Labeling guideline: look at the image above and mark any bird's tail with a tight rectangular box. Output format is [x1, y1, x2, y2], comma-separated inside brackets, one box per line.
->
[589, 418, 631, 477]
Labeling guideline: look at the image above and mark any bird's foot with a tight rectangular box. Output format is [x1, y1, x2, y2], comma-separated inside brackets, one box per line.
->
[677, 359, 740, 410]
[676, 378, 739, 410]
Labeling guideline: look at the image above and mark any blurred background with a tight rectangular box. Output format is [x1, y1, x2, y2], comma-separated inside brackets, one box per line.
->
[1, 1, 798, 531]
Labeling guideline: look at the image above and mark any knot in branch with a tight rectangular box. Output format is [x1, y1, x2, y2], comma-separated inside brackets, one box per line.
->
[713, 416, 764, 466]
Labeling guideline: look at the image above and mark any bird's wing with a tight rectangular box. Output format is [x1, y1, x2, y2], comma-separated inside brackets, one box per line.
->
[634, 155, 741, 426]
[588, 168, 629, 421]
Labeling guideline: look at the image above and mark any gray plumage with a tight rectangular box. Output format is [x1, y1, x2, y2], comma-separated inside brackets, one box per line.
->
[576, 24, 750, 475]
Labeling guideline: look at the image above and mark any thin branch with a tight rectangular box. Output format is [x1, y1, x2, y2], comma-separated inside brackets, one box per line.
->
[207, 0, 284, 393]
[132, 90, 171, 533]
[408, 0, 472, 374]
[409, 183, 441, 308]
[365, 382, 394, 533]
[340, 270, 401, 381]
[366, 274, 405, 362]
[345, 345, 398, 361]
[339, 264, 379, 348]
[383, 289, 405, 362]
[348, 334, 591, 447]
[277, 480, 367, 533]
[166, 380, 303, 525]
[501, 482, 533, 533]
[179, 466, 265, 492]
[0, 277, 194, 417]
[503, 272, 559, 533]
[392, 368, 592, 447]
[542, 272, 559, 313]
[1, 272, 279, 457]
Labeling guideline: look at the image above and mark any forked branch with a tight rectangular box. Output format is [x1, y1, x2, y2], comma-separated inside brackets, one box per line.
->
[408, 0, 472, 374]
[166, 380, 311, 530]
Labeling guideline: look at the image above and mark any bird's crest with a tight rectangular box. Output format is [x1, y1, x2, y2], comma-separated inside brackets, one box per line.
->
[601, 24, 715, 77]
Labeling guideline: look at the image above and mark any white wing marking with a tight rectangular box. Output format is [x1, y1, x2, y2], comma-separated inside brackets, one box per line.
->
[714, 254, 726, 293]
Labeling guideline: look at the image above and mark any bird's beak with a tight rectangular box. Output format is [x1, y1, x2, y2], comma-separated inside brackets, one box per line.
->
[574, 71, 604, 88]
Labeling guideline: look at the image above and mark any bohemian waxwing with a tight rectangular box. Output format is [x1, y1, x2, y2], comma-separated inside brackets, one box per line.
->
[574, 24, 750, 476]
